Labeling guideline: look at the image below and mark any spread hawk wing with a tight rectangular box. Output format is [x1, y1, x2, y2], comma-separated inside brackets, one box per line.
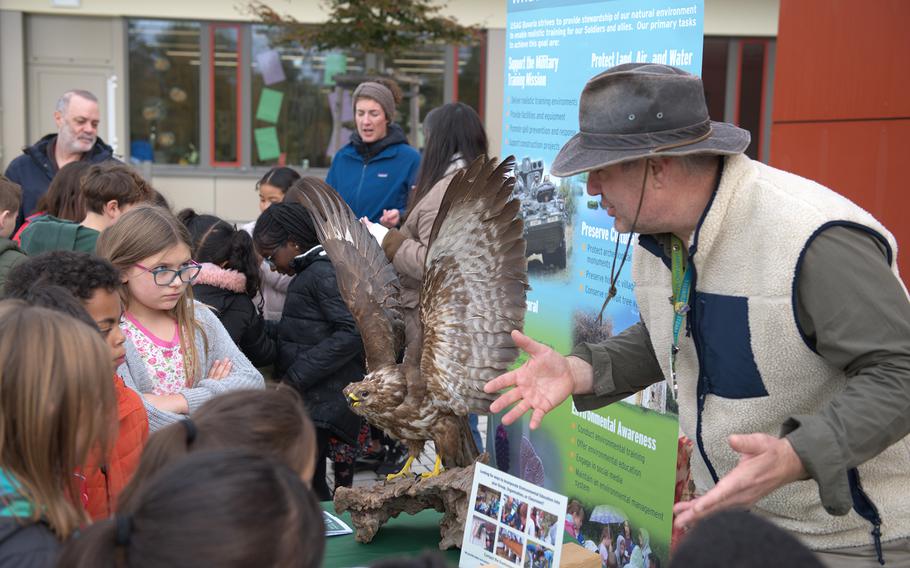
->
[419, 156, 528, 415]
[294, 184, 404, 372]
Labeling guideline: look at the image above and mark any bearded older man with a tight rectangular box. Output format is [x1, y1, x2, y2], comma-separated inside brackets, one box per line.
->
[486, 63, 910, 566]
[4, 89, 115, 224]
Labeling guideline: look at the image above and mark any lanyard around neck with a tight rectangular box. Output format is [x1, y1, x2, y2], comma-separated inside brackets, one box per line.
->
[669, 234, 691, 399]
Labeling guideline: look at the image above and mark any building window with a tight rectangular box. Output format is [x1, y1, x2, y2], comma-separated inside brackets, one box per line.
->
[128, 20, 201, 165]
[457, 35, 486, 119]
[736, 40, 769, 161]
[700, 36, 774, 163]
[211, 24, 242, 166]
[394, 43, 447, 143]
[702, 37, 729, 123]
[250, 24, 366, 169]
[127, 19, 485, 170]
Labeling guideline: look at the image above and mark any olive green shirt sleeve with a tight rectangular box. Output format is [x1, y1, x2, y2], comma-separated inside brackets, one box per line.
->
[565, 225, 910, 517]
[570, 320, 665, 411]
[782, 225, 910, 515]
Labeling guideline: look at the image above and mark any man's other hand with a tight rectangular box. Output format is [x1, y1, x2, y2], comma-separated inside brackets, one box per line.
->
[673, 433, 807, 530]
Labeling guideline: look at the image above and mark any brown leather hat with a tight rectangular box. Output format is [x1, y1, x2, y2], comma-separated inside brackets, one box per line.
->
[551, 63, 750, 177]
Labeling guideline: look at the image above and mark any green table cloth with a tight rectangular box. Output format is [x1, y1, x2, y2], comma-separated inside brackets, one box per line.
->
[322, 502, 462, 567]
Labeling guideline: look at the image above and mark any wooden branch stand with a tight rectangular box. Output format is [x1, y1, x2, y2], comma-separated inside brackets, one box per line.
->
[333, 454, 489, 550]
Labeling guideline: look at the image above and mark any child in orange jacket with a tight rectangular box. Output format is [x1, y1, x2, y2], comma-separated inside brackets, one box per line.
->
[4, 251, 149, 519]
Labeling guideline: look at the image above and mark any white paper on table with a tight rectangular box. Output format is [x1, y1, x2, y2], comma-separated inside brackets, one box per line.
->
[324, 510, 354, 537]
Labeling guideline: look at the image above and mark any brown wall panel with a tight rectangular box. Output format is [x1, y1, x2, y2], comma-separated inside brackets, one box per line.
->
[771, 119, 910, 278]
[774, 0, 910, 122]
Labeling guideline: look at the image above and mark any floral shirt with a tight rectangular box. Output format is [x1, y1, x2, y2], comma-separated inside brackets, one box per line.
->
[122, 313, 187, 395]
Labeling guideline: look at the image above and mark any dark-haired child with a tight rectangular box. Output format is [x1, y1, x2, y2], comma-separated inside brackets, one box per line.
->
[240, 166, 301, 321]
[253, 200, 366, 500]
[0, 176, 26, 289]
[117, 388, 316, 511]
[179, 209, 275, 367]
[4, 251, 149, 519]
[19, 162, 154, 256]
[12, 161, 91, 244]
[58, 450, 325, 568]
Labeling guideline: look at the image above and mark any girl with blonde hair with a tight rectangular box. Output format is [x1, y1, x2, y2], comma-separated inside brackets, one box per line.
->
[0, 301, 116, 566]
[96, 204, 264, 432]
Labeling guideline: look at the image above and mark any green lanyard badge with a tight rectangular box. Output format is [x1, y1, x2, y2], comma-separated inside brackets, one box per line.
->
[669, 234, 692, 400]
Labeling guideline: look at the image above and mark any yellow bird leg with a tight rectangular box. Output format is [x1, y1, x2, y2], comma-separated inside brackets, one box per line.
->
[420, 454, 444, 478]
[385, 455, 416, 481]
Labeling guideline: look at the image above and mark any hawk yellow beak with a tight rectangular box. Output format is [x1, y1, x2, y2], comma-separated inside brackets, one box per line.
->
[348, 392, 360, 407]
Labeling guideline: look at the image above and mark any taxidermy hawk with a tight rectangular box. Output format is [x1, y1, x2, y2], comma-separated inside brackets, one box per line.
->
[297, 156, 527, 479]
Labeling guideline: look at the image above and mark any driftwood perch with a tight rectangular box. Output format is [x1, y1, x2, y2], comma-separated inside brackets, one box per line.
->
[333, 454, 489, 549]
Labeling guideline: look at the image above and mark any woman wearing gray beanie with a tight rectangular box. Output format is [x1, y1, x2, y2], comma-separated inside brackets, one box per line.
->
[325, 78, 421, 229]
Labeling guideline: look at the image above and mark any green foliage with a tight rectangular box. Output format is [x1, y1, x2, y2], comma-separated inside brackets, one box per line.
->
[559, 179, 577, 221]
[248, 0, 479, 62]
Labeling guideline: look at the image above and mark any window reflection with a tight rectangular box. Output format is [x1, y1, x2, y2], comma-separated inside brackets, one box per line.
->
[128, 20, 485, 169]
[250, 25, 364, 168]
[128, 20, 200, 165]
[212, 25, 241, 165]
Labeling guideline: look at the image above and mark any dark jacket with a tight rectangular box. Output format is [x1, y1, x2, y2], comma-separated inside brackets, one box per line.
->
[3, 133, 114, 223]
[0, 238, 27, 291]
[325, 124, 421, 223]
[192, 263, 276, 368]
[273, 246, 364, 444]
[18, 216, 99, 256]
[0, 519, 58, 568]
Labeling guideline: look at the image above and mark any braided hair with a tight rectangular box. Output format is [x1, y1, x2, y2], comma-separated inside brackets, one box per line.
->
[178, 209, 261, 297]
[251, 202, 318, 257]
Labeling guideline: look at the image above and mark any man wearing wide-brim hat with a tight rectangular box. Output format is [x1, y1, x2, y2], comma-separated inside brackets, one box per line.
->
[486, 63, 910, 565]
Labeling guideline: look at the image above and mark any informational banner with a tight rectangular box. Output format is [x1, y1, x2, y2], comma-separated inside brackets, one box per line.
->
[492, 1, 704, 565]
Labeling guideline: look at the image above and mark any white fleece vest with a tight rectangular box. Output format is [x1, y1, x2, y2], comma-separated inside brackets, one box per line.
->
[633, 154, 910, 550]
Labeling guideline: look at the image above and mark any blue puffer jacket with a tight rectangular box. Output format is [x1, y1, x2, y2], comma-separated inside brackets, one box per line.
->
[3, 133, 115, 223]
[326, 125, 420, 223]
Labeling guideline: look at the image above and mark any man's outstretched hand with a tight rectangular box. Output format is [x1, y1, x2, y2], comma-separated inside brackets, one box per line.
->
[484, 330, 593, 429]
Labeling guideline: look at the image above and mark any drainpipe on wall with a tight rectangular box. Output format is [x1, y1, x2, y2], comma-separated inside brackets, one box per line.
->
[106, 74, 119, 157]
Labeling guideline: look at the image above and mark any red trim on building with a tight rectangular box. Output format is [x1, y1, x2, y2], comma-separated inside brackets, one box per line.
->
[757, 39, 769, 162]
[452, 45, 460, 102]
[733, 41, 743, 125]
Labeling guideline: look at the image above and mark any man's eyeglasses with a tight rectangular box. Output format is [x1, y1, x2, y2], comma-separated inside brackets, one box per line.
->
[135, 261, 202, 286]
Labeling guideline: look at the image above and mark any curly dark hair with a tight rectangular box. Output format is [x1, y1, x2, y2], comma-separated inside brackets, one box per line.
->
[9, 284, 97, 329]
[4, 251, 120, 301]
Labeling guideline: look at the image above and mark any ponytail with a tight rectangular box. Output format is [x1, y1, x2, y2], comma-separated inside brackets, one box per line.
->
[116, 390, 317, 514]
[179, 209, 261, 297]
[227, 229, 260, 297]
[58, 450, 325, 568]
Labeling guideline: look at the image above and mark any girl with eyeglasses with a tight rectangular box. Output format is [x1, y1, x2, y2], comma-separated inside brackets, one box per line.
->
[96, 204, 265, 432]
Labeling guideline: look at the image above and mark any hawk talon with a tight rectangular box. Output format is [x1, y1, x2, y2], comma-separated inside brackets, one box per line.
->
[420, 454, 444, 479]
[385, 455, 416, 481]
